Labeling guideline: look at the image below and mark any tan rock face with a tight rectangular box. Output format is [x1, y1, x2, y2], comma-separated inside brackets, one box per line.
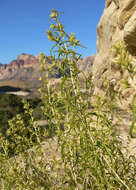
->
[93, 0, 136, 91]
[93, 0, 122, 90]
[93, 0, 136, 136]
[118, 0, 136, 29]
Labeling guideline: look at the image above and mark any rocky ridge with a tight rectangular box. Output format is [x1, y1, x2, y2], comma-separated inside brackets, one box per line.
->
[0, 54, 44, 81]
[0, 54, 95, 82]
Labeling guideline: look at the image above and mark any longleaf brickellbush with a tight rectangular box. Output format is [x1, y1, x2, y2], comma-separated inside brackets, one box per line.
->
[0, 9, 135, 189]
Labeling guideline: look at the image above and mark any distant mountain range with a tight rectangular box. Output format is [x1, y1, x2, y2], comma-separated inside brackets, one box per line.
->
[0, 53, 95, 97]
[0, 53, 95, 82]
[0, 54, 49, 81]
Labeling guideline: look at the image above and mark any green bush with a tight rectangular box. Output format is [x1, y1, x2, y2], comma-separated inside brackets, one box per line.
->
[0, 94, 43, 134]
[0, 9, 135, 189]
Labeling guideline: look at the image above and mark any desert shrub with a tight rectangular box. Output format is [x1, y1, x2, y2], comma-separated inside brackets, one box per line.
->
[0, 94, 23, 111]
[0, 95, 43, 134]
[0, 9, 135, 189]
[0, 95, 24, 133]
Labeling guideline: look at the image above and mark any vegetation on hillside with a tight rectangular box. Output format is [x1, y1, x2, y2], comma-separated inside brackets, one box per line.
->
[0, 9, 135, 189]
[0, 94, 43, 134]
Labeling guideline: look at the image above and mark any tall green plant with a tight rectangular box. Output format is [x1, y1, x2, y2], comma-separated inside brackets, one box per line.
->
[0, 9, 135, 189]
[38, 9, 136, 189]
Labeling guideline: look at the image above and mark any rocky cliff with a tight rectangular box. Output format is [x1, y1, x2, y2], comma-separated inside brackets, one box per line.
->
[0, 54, 47, 81]
[93, 0, 136, 100]
[0, 54, 95, 82]
[93, 0, 136, 138]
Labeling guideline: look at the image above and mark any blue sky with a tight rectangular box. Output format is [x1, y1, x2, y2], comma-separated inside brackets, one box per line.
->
[0, 0, 105, 63]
